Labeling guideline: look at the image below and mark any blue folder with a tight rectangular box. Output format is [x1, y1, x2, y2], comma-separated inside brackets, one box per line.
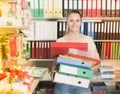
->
[57, 56, 92, 69]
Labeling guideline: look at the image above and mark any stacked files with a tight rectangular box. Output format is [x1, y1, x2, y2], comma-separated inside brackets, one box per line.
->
[104, 81, 116, 90]
[100, 61, 116, 90]
[100, 66, 115, 80]
[53, 55, 94, 88]
[58, 64, 93, 78]
[68, 48, 100, 67]
[100, 61, 115, 81]
[60, 53, 100, 69]
[50, 42, 88, 57]
[56, 55, 92, 69]
[54, 72, 90, 88]
[90, 82, 107, 94]
[90, 69, 101, 82]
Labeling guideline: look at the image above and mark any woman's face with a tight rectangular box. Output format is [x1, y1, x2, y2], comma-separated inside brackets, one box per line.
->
[67, 13, 81, 33]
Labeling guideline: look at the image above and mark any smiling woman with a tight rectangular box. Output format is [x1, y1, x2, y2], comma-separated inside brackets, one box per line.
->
[51, 10, 100, 94]
[57, 10, 100, 61]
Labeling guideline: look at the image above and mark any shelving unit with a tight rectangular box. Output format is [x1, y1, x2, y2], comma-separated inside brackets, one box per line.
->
[28, 0, 120, 67]
[0, 1, 37, 93]
[26, 0, 120, 93]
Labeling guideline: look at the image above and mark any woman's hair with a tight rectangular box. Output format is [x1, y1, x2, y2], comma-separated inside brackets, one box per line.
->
[66, 10, 82, 20]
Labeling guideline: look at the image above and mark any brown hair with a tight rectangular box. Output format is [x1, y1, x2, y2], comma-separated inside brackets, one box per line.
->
[66, 10, 82, 20]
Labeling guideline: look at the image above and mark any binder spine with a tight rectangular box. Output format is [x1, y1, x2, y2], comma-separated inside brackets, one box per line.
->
[54, 72, 90, 88]
[58, 64, 94, 78]
[57, 57, 92, 69]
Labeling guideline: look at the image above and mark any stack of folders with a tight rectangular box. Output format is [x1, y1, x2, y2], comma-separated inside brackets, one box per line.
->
[90, 82, 107, 94]
[50, 42, 88, 57]
[100, 66, 115, 81]
[91, 69, 101, 82]
[53, 55, 94, 88]
[100, 61, 116, 90]
[100, 61, 115, 81]
[104, 81, 116, 90]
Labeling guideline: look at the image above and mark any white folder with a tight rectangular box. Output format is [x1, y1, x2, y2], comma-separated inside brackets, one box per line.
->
[54, 72, 90, 88]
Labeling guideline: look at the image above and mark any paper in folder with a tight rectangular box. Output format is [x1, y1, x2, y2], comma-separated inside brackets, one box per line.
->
[58, 64, 94, 78]
[67, 54, 100, 68]
[57, 56, 92, 69]
[50, 42, 88, 57]
[54, 72, 90, 88]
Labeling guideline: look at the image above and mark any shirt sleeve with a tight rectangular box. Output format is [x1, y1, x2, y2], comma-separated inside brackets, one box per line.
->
[83, 36, 100, 59]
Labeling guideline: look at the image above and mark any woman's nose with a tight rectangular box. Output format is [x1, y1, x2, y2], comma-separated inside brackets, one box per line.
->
[72, 21, 77, 25]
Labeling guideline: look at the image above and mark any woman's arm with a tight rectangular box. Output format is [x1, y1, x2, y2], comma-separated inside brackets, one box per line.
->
[50, 57, 57, 81]
[88, 37, 101, 70]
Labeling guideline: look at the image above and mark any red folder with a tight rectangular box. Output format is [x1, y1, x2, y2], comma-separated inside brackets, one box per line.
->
[36, 41, 39, 58]
[96, 0, 102, 17]
[0, 73, 6, 80]
[50, 42, 88, 57]
[82, 0, 88, 17]
[87, 0, 92, 17]
[105, 42, 111, 59]
[92, 0, 97, 17]
[67, 53, 100, 68]
[31, 41, 35, 59]
[10, 35, 17, 57]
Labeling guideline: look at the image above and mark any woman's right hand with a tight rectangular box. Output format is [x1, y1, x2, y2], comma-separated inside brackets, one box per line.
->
[50, 66, 56, 82]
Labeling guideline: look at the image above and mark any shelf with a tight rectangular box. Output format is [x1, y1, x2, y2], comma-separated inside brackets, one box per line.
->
[0, 26, 25, 29]
[27, 40, 56, 41]
[0, 0, 17, 3]
[31, 17, 102, 22]
[101, 60, 120, 62]
[28, 78, 40, 94]
[91, 79, 120, 83]
[28, 59, 54, 61]
[28, 59, 119, 62]
[8, 0, 17, 4]
[31, 17, 120, 22]
[0, 26, 24, 35]
[31, 17, 65, 21]
[94, 40, 120, 42]
[82, 17, 120, 21]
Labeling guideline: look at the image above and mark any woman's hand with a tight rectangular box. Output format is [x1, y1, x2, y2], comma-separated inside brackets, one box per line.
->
[91, 63, 101, 70]
[50, 66, 56, 82]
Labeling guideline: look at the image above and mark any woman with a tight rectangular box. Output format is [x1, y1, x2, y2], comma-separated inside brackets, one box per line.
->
[51, 10, 100, 94]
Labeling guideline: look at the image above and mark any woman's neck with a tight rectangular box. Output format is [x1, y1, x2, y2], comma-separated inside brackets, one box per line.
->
[67, 31, 80, 37]
[65, 31, 83, 42]
[68, 31, 80, 36]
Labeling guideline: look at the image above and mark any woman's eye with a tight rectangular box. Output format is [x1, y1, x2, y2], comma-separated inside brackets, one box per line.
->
[69, 19, 80, 22]
[69, 20, 73, 22]
[76, 20, 80, 22]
